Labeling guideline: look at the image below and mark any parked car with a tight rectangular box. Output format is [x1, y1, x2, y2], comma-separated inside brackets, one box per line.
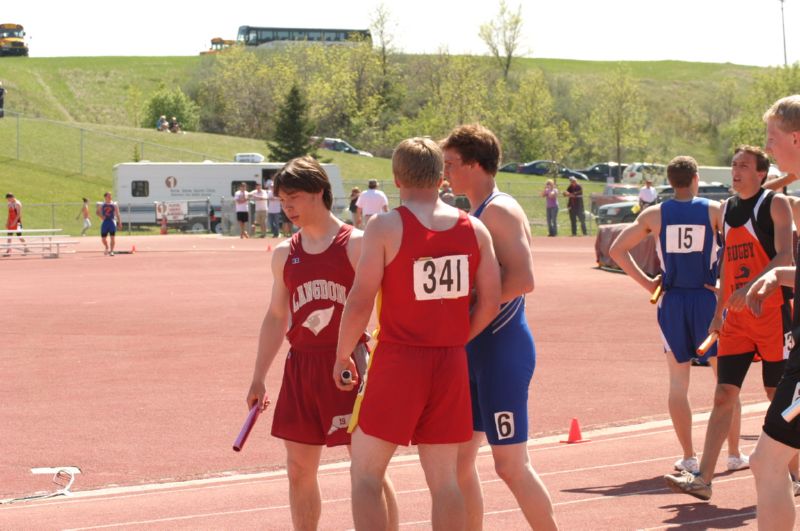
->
[578, 162, 627, 182]
[657, 182, 732, 202]
[597, 201, 640, 225]
[515, 160, 588, 180]
[312, 137, 373, 157]
[621, 162, 666, 184]
[498, 162, 521, 173]
[597, 182, 734, 225]
[590, 184, 641, 214]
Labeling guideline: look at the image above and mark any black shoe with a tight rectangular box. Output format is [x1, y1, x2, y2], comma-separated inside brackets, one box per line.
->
[691, 357, 710, 367]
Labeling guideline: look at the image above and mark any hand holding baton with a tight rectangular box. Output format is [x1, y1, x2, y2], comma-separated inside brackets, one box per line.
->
[649, 282, 662, 304]
[696, 332, 719, 356]
[233, 399, 269, 452]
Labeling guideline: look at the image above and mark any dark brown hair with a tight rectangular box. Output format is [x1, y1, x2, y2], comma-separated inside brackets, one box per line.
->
[273, 156, 333, 210]
[734, 145, 771, 173]
[666, 156, 698, 188]
[440, 124, 502, 175]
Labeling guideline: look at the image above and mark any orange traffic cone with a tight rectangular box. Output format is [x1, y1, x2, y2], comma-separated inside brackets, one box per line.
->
[560, 418, 589, 444]
[266, 245, 272, 252]
[131, 245, 136, 254]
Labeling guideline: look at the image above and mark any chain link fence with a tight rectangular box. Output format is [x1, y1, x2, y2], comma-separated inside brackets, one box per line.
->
[0, 111, 224, 178]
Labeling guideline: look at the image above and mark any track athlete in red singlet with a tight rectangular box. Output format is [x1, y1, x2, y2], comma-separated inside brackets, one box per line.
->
[4, 193, 27, 256]
[665, 145, 796, 501]
[246, 157, 397, 531]
[334, 137, 501, 531]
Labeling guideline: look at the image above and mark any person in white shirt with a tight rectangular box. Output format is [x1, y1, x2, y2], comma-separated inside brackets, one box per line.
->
[355, 179, 389, 228]
[234, 182, 251, 239]
[639, 178, 658, 208]
[250, 183, 269, 237]
[266, 183, 282, 238]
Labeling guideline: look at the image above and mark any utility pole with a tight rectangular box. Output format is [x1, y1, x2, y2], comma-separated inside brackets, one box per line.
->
[780, 0, 788, 67]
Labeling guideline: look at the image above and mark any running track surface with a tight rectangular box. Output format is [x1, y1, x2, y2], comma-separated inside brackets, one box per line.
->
[0, 234, 780, 529]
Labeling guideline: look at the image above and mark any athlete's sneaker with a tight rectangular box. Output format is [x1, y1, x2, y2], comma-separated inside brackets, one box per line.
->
[109, 251, 115, 256]
[674, 457, 700, 474]
[727, 454, 750, 471]
[664, 470, 712, 501]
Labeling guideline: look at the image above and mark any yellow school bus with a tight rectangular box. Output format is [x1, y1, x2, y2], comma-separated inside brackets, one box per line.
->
[0, 23, 28, 57]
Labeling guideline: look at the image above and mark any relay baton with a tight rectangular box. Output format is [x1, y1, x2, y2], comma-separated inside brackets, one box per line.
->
[696, 332, 719, 356]
[782, 399, 800, 423]
[649, 282, 662, 304]
[233, 401, 266, 452]
[341, 369, 353, 385]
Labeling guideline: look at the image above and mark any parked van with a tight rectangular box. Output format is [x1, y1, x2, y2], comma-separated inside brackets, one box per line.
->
[113, 161, 345, 232]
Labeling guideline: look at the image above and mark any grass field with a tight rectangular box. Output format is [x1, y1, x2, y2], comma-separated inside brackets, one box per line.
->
[5, 53, 745, 236]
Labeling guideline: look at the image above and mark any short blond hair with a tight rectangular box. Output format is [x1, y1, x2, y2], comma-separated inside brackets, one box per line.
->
[392, 137, 443, 188]
[763, 95, 800, 132]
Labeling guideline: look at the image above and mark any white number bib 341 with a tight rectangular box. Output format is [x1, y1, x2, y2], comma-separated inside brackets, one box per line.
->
[413, 255, 469, 301]
[665, 224, 705, 253]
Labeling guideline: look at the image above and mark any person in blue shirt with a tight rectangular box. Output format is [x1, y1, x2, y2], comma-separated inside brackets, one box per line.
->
[96, 192, 121, 256]
[610, 155, 747, 476]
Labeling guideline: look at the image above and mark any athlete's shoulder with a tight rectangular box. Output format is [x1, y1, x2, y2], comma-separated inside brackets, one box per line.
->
[479, 193, 527, 224]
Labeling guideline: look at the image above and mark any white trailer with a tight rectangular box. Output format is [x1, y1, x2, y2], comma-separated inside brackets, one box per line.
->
[113, 161, 346, 232]
[697, 166, 732, 186]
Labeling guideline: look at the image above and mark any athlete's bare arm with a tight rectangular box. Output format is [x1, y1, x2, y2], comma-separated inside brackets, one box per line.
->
[763, 173, 799, 191]
[480, 195, 535, 302]
[333, 214, 394, 391]
[114, 204, 122, 226]
[609, 205, 662, 293]
[468, 218, 501, 341]
[726, 194, 793, 312]
[747, 266, 796, 317]
[246, 242, 291, 410]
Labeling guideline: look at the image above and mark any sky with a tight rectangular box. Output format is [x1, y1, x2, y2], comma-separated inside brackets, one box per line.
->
[4, 0, 798, 67]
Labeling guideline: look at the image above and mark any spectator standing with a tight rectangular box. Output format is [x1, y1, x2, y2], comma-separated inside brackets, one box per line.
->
[4, 192, 27, 256]
[0, 81, 5, 118]
[355, 179, 389, 228]
[76, 197, 91, 236]
[541, 179, 559, 236]
[234, 182, 251, 239]
[267, 183, 282, 238]
[348, 187, 361, 226]
[563, 176, 587, 236]
[251, 183, 269, 238]
[639, 178, 658, 208]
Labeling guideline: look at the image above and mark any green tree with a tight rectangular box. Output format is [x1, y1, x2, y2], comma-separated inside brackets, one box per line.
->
[479, 1, 524, 80]
[141, 86, 199, 131]
[268, 84, 317, 162]
[580, 66, 648, 165]
[724, 63, 800, 149]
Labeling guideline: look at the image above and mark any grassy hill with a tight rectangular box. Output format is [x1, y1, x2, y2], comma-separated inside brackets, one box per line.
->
[1, 54, 759, 235]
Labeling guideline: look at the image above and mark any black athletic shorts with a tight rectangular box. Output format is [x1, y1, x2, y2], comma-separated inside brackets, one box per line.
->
[763, 350, 800, 449]
[717, 352, 786, 388]
[236, 211, 249, 223]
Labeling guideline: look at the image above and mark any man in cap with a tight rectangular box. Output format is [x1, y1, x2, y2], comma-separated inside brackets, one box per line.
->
[563, 176, 587, 236]
[639, 177, 658, 209]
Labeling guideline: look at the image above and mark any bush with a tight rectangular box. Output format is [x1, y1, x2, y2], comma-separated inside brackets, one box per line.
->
[141, 87, 200, 131]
